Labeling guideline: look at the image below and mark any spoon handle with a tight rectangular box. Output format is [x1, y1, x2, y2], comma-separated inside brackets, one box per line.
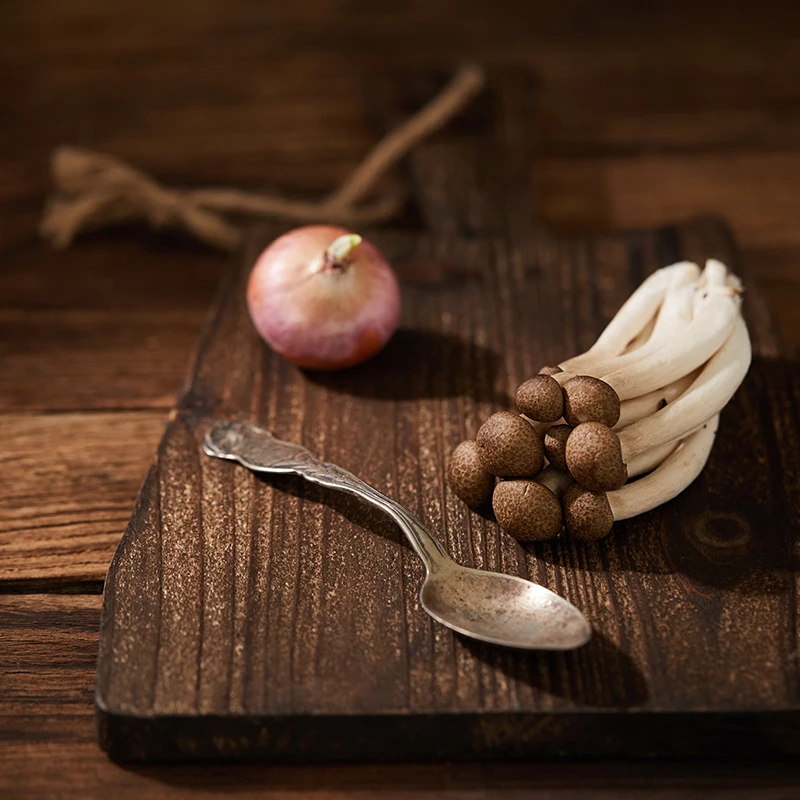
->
[203, 420, 449, 569]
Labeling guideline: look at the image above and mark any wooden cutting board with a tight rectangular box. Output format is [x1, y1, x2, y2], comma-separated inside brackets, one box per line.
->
[95, 73, 800, 761]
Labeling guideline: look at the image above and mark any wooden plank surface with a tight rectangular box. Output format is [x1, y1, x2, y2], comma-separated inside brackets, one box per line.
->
[96, 213, 800, 759]
[4, 0, 800, 793]
[4, 596, 800, 798]
[0, 412, 166, 585]
[4, 2, 800, 583]
[0, 310, 208, 412]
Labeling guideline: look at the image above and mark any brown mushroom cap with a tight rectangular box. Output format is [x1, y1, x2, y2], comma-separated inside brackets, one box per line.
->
[538, 365, 563, 376]
[562, 484, 614, 542]
[493, 479, 563, 541]
[515, 375, 564, 422]
[562, 376, 621, 428]
[476, 412, 544, 477]
[565, 421, 628, 492]
[544, 424, 572, 471]
[448, 440, 494, 508]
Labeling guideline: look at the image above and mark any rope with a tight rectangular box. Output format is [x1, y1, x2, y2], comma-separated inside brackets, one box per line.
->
[40, 65, 485, 251]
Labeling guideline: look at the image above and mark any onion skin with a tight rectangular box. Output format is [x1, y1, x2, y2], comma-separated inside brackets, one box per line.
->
[246, 225, 401, 370]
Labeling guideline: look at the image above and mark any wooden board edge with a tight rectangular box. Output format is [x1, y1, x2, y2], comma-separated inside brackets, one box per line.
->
[96, 707, 800, 762]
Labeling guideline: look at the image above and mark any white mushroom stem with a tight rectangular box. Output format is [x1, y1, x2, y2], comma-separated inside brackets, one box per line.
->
[558, 261, 742, 404]
[614, 371, 698, 430]
[599, 282, 740, 401]
[619, 316, 750, 462]
[530, 418, 552, 438]
[610, 415, 719, 520]
[623, 314, 657, 354]
[582, 268, 699, 378]
[726, 269, 744, 294]
[626, 439, 678, 478]
[625, 414, 712, 478]
[536, 465, 574, 495]
[554, 264, 705, 391]
[700, 258, 729, 289]
[561, 261, 699, 372]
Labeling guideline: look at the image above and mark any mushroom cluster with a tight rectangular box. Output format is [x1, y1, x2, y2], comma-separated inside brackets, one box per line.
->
[447, 259, 751, 542]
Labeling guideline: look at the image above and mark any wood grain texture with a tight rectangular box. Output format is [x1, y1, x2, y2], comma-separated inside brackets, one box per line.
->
[5, 0, 800, 792]
[87, 64, 800, 762]
[0, 412, 167, 584]
[536, 152, 800, 249]
[4, 0, 800, 586]
[0, 310, 208, 412]
[95, 215, 800, 760]
[4, 596, 800, 798]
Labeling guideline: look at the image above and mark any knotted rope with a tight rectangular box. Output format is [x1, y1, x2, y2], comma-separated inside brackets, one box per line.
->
[40, 65, 485, 251]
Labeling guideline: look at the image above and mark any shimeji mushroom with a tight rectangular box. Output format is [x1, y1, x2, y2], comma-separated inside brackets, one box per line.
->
[614, 371, 697, 430]
[448, 440, 494, 508]
[531, 265, 706, 442]
[562, 375, 621, 427]
[529, 262, 716, 459]
[623, 414, 711, 478]
[557, 268, 740, 405]
[515, 374, 564, 422]
[543, 378, 700, 474]
[447, 259, 749, 545]
[566, 316, 751, 491]
[543, 263, 741, 447]
[542, 263, 706, 431]
[561, 261, 701, 373]
[475, 411, 543, 477]
[493, 466, 573, 541]
[598, 279, 739, 401]
[538, 365, 564, 377]
[563, 414, 720, 541]
[623, 313, 657, 353]
[565, 262, 700, 379]
[543, 424, 572, 471]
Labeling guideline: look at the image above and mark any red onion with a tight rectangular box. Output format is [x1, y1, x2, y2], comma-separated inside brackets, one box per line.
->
[246, 225, 401, 370]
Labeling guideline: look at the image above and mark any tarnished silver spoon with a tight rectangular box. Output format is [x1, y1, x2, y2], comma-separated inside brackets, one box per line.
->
[203, 420, 591, 651]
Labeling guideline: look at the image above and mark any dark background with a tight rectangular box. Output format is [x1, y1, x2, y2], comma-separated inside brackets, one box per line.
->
[3, 0, 800, 796]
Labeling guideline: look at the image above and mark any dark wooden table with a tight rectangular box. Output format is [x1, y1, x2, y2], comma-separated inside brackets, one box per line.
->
[3, 1, 800, 796]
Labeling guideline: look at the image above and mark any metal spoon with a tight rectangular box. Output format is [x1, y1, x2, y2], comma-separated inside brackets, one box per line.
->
[203, 420, 592, 651]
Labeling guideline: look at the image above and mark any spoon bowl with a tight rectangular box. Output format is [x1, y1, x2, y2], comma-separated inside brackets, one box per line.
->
[420, 563, 592, 650]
